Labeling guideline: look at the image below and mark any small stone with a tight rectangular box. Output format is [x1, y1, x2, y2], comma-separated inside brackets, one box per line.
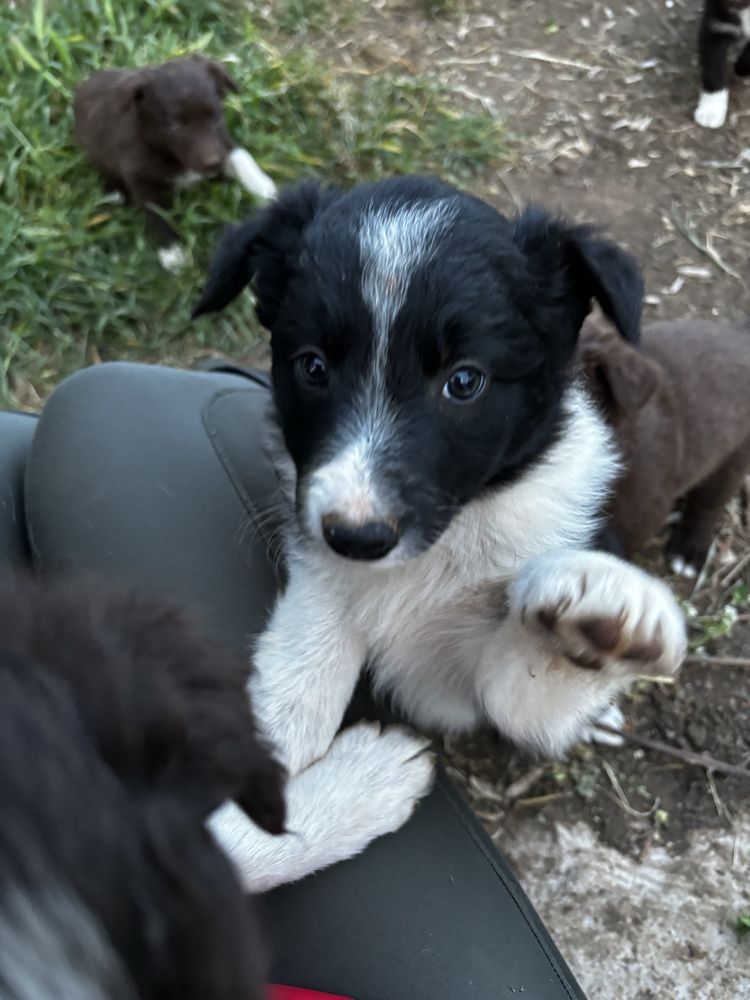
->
[686, 721, 707, 749]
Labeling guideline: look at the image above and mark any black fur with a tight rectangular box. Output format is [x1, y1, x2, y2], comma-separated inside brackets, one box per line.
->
[0, 575, 285, 1000]
[193, 175, 643, 556]
[698, 0, 750, 94]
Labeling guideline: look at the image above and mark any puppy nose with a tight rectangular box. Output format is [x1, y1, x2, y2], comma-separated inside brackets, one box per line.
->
[322, 515, 399, 561]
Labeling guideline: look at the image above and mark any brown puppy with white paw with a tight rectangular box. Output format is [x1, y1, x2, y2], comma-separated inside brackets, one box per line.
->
[74, 55, 276, 272]
[580, 317, 750, 576]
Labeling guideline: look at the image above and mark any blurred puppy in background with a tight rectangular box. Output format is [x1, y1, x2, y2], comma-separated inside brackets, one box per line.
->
[74, 55, 276, 272]
[579, 317, 750, 575]
[694, 0, 750, 127]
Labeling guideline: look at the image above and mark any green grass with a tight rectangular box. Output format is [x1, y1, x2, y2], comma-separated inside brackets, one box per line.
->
[0, 0, 504, 408]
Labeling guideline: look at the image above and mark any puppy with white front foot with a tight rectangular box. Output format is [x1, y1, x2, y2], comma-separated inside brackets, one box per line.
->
[694, 0, 750, 128]
[74, 55, 276, 273]
[194, 177, 686, 859]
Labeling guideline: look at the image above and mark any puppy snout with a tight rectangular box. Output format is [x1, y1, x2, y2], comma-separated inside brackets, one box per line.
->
[321, 514, 400, 561]
[200, 152, 225, 173]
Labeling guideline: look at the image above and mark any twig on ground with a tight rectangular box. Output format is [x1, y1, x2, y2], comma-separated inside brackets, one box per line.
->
[504, 765, 546, 800]
[669, 207, 744, 281]
[685, 653, 750, 668]
[602, 761, 658, 818]
[707, 770, 734, 823]
[503, 49, 603, 72]
[594, 723, 750, 780]
[515, 791, 569, 807]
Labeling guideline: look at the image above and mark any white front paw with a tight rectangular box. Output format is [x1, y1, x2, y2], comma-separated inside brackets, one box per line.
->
[225, 147, 277, 200]
[511, 551, 687, 679]
[694, 89, 729, 129]
[157, 243, 188, 272]
[297, 722, 435, 846]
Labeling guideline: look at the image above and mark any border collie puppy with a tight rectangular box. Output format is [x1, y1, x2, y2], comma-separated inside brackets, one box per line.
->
[694, 0, 750, 128]
[74, 55, 277, 272]
[0, 577, 423, 997]
[193, 176, 687, 862]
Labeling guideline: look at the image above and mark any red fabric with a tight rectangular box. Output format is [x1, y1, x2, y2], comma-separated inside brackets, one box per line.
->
[266, 987, 352, 1000]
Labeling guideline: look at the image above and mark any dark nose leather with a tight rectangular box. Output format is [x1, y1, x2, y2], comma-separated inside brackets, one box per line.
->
[321, 515, 399, 561]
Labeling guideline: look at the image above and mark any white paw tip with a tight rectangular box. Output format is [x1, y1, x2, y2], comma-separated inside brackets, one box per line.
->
[694, 90, 729, 129]
[582, 703, 626, 746]
[101, 191, 125, 205]
[158, 244, 188, 273]
[226, 147, 277, 200]
[670, 556, 697, 579]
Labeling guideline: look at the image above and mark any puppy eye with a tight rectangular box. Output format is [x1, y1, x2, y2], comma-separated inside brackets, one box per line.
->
[294, 350, 329, 389]
[442, 366, 487, 403]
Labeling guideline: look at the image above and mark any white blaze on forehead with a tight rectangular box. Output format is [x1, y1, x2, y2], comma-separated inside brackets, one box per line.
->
[358, 197, 458, 364]
[303, 197, 457, 542]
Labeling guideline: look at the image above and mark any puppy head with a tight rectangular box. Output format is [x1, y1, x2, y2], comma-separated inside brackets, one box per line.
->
[578, 320, 660, 420]
[193, 176, 643, 563]
[129, 56, 237, 174]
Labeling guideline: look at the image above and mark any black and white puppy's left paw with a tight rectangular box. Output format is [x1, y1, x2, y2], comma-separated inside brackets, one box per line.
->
[511, 550, 687, 680]
[694, 89, 729, 129]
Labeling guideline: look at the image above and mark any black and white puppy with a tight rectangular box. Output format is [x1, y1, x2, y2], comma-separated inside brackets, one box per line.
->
[694, 0, 750, 128]
[195, 176, 687, 861]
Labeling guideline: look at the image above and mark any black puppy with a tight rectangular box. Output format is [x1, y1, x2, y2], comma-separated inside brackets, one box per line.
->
[0, 576, 284, 1000]
[694, 0, 750, 127]
[74, 55, 276, 271]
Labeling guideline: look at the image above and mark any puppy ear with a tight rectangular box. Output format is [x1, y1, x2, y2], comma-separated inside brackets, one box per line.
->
[191, 180, 329, 325]
[567, 226, 644, 344]
[192, 53, 240, 95]
[580, 325, 658, 413]
[514, 206, 644, 345]
[116, 70, 150, 111]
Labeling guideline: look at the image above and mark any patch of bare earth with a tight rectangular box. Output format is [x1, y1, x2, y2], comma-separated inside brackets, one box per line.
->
[286, 1, 750, 995]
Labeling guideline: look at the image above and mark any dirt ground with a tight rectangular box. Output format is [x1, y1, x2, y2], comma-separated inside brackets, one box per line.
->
[290, 1, 750, 995]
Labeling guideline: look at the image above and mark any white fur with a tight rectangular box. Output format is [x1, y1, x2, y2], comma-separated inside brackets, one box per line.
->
[210, 722, 433, 892]
[694, 89, 729, 128]
[582, 702, 626, 746]
[742, 8, 750, 35]
[670, 555, 697, 579]
[174, 169, 204, 189]
[0, 885, 133, 1000]
[157, 243, 188, 273]
[224, 147, 276, 201]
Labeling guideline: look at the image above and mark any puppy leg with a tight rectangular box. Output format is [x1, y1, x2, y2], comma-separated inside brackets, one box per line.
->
[127, 177, 186, 272]
[667, 436, 750, 577]
[209, 721, 435, 892]
[477, 551, 686, 758]
[249, 567, 365, 776]
[735, 40, 750, 76]
[224, 148, 276, 200]
[694, 15, 734, 127]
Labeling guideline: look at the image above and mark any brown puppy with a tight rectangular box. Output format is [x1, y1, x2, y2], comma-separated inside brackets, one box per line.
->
[580, 317, 750, 576]
[73, 55, 276, 272]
